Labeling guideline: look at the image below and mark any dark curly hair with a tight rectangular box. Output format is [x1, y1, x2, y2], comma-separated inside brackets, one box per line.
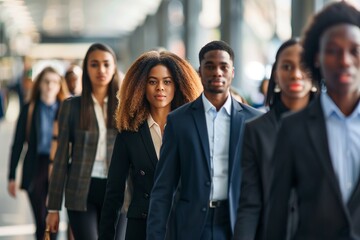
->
[116, 50, 203, 132]
[301, 1, 360, 86]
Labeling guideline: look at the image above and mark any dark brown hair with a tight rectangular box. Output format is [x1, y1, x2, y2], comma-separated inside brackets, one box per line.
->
[80, 43, 120, 130]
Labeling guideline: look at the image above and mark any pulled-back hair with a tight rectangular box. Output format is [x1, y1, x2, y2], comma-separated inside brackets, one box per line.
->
[116, 50, 203, 132]
[266, 38, 299, 108]
[198, 40, 234, 64]
[302, 1, 360, 85]
[80, 43, 120, 130]
[29, 66, 69, 103]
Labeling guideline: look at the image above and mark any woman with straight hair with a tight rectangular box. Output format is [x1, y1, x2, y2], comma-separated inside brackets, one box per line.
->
[46, 43, 125, 239]
[8, 66, 69, 240]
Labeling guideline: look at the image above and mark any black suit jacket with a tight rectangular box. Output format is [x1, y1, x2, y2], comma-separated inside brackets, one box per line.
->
[234, 105, 298, 240]
[265, 97, 360, 240]
[147, 96, 262, 240]
[8, 101, 56, 190]
[233, 108, 278, 240]
[99, 122, 158, 239]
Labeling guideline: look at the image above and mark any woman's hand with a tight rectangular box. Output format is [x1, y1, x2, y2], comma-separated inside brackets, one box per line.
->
[8, 180, 16, 198]
[46, 212, 60, 233]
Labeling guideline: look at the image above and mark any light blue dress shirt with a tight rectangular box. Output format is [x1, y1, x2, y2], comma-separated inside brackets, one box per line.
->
[202, 93, 231, 201]
[321, 93, 360, 202]
[38, 100, 59, 155]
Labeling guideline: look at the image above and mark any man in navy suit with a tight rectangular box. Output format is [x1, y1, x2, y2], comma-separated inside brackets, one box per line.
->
[147, 40, 261, 240]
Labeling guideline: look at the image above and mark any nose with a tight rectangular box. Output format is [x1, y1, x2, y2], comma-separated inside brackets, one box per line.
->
[99, 64, 106, 73]
[339, 51, 351, 67]
[292, 68, 304, 80]
[213, 66, 222, 77]
[157, 81, 165, 91]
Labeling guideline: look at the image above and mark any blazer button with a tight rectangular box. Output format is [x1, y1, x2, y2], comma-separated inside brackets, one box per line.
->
[140, 170, 145, 176]
[141, 212, 147, 218]
[205, 181, 211, 186]
[202, 207, 207, 212]
[144, 193, 150, 199]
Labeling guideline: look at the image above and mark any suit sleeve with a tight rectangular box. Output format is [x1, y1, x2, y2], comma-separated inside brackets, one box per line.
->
[147, 115, 181, 240]
[264, 121, 294, 240]
[234, 123, 263, 240]
[99, 132, 130, 240]
[47, 99, 72, 210]
[8, 104, 28, 180]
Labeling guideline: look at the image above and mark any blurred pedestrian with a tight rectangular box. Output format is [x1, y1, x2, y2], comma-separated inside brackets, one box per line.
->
[7, 66, 69, 240]
[233, 38, 318, 240]
[265, 2, 360, 239]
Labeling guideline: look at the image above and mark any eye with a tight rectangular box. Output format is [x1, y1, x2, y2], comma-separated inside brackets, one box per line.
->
[221, 65, 230, 71]
[205, 65, 215, 70]
[148, 80, 157, 85]
[281, 64, 293, 71]
[351, 46, 360, 57]
[164, 79, 173, 85]
[90, 63, 98, 68]
[325, 47, 340, 55]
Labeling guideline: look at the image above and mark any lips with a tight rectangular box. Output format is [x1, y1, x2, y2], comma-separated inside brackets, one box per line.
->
[209, 79, 224, 86]
[338, 73, 352, 83]
[155, 95, 166, 100]
[289, 83, 303, 91]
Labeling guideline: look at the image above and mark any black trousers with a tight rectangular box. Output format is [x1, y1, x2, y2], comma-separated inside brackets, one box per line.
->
[27, 154, 56, 240]
[67, 178, 126, 240]
[200, 201, 232, 240]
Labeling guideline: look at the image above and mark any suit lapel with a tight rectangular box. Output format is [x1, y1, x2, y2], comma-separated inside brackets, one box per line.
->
[228, 99, 243, 177]
[307, 99, 344, 204]
[139, 122, 158, 169]
[191, 97, 211, 173]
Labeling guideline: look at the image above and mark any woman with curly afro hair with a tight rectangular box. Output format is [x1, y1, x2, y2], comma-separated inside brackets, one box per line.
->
[265, 2, 360, 239]
[99, 50, 203, 240]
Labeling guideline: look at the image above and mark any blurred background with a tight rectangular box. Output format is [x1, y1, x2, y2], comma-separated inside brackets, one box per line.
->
[0, 0, 359, 239]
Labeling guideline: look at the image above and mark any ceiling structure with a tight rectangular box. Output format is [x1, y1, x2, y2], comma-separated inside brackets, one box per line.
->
[0, 0, 163, 57]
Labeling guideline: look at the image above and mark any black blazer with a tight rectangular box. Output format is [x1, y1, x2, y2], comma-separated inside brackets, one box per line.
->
[265, 97, 360, 240]
[233, 108, 278, 240]
[234, 104, 298, 240]
[8, 101, 55, 190]
[147, 96, 262, 240]
[99, 122, 158, 239]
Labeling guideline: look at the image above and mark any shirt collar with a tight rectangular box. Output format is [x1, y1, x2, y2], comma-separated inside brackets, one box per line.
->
[91, 94, 108, 105]
[147, 114, 157, 128]
[201, 92, 232, 115]
[321, 92, 360, 119]
[39, 99, 58, 110]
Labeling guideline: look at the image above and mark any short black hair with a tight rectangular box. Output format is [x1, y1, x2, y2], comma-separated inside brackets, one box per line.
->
[302, 1, 360, 85]
[198, 40, 234, 65]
